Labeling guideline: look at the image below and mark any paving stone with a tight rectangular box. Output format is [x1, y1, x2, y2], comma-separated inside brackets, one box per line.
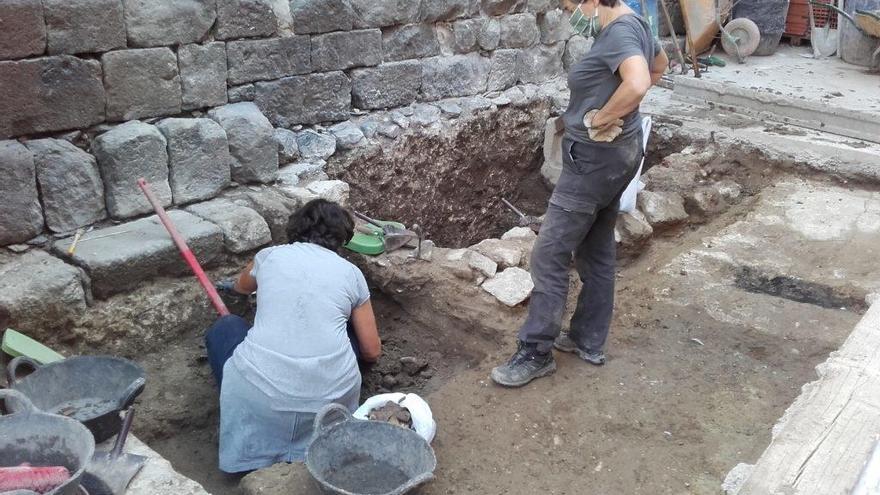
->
[351, 0, 420, 28]
[254, 72, 352, 127]
[538, 8, 572, 43]
[478, 18, 502, 50]
[290, 0, 355, 34]
[216, 0, 278, 39]
[420, 0, 477, 22]
[563, 35, 593, 69]
[351, 61, 422, 110]
[421, 54, 490, 101]
[178, 42, 228, 111]
[616, 209, 653, 247]
[228, 84, 256, 103]
[185, 199, 271, 253]
[637, 190, 688, 227]
[54, 211, 223, 298]
[124, 0, 215, 47]
[482, 266, 534, 306]
[26, 139, 106, 233]
[410, 104, 442, 126]
[500, 13, 539, 48]
[501, 226, 537, 241]
[93, 121, 172, 219]
[312, 29, 382, 72]
[227, 36, 311, 85]
[330, 122, 365, 150]
[103, 48, 182, 121]
[527, 0, 560, 12]
[296, 130, 337, 160]
[157, 118, 232, 205]
[467, 250, 497, 278]
[43, 0, 125, 55]
[482, 0, 528, 16]
[517, 42, 565, 84]
[0, 141, 43, 245]
[488, 49, 520, 91]
[0, 0, 46, 60]
[208, 102, 278, 184]
[383, 24, 440, 62]
[0, 251, 87, 340]
[471, 238, 523, 268]
[274, 128, 300, 164]
[0, 56, 105, 138]
[306, 180, 350, 205]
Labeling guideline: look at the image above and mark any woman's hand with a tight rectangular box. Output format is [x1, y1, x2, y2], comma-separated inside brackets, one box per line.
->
[585, 109, 624, 143]
[351, 301, 381, 363]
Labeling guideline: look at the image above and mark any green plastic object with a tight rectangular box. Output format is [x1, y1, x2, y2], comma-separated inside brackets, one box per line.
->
[343, 220, 407, 256]
[1, 328, 65, 364]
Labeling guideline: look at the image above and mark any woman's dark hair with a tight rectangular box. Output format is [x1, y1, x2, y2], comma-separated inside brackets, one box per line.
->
[599, 0, 620, 5]
[286, 199, 355, 251]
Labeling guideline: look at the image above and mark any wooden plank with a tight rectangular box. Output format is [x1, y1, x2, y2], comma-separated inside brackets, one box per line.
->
[741, 304, 880, 494]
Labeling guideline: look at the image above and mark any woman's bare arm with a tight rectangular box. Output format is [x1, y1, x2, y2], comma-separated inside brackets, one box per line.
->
[351, 301, 381, 362]
[233, 260, 257, 294]
[591, 55, 653, 128]
[651, 49, 669, 85]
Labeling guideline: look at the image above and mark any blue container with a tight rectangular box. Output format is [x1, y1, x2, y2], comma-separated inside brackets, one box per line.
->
[624, 0, 660, 37]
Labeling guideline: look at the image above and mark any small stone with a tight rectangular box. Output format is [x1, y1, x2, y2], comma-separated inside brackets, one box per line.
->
[478, 18, 502, 50]
[467, 250, 498, 278]
[687, 186, 727, 215]
[359, 119, 380, 139]
[482, 267, 534, 307]
[450, 18, 480, 53]
[274, 128, 300, 164]
[437, 100, 463, 116]
[7, 244, 29, 253]
[471, 238, 523, 268]
[378, 123, 402, 139]
[460, 95, 494, 112]
[208, 102, 279, 184]
[296, 130, 337, 160]
[381, 374, 399, 388]
[185, 199, 272, 253]
[410, 104, 442, 126]
[400, 356, 428, 376]
[446, 248, 467, 262]
[228, 84, 256, 103]
[501, 227, 537, 241]
[715, 180, 743, 201]
[616, 210, 653, 247]
[389, 111, 410, 129]
[26, 235, 49, 246]
[306, 180, 350, 205]
[637, 191, 688, 227]
[330, 122, 365, 150]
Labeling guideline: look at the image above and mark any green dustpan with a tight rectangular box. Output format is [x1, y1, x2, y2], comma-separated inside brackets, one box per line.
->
[2, 328, 65, 364]
[344, 220, 407, 256]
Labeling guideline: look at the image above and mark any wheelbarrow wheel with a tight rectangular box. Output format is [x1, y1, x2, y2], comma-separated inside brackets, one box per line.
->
[722, 17, 761, 59]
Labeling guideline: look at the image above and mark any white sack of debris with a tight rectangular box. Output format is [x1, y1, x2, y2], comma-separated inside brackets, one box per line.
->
[354, 393, 437, 443]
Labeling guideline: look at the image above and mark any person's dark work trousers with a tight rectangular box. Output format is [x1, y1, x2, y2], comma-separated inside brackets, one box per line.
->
[518, 133, 642, 354]
[205, 314, 365, 387]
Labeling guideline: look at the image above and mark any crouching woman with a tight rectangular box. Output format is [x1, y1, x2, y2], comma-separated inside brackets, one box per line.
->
[205, 199, 381, 473]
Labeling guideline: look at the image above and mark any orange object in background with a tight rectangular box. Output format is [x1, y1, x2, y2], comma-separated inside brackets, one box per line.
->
[786, 0, 839, 39]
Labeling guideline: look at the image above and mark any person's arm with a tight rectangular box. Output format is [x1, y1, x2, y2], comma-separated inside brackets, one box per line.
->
[233, 260, 257, 294]
[351, 301, 381, 362]
[650, 49, 669, 85]
[590, 55, 653, 129]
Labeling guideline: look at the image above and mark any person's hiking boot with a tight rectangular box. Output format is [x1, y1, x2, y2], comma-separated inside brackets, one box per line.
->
[491, 341, 556, 387]
[553, 332, 606, 365]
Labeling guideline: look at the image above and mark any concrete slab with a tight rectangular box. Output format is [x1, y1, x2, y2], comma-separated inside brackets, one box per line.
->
[671, 45, 880, 143]
[53, 210, 223, 298]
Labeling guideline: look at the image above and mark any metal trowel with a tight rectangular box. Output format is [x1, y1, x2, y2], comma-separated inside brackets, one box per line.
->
[81, 407, 147, 495]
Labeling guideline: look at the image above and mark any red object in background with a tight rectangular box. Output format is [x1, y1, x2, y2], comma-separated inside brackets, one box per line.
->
[786, 0, 839, 38]
[0, 464, 71, 494]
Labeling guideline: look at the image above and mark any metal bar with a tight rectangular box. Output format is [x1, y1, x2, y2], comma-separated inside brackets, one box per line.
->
[659, 0, 688, 73]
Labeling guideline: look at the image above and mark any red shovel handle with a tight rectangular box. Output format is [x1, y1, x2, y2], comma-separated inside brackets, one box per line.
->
[137, 179, 230, 316]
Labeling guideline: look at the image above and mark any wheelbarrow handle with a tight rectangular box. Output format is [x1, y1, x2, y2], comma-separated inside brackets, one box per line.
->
[118, 377, 146, 411]
[394, 472, 435, 494]
[352, 211, 385, 229]
[111, 407, 136, 458]
[0, 388, 37, 415]
[5, 355, 41, 387]
[312, 403, 353, 439]
[808, 0, 864, 33]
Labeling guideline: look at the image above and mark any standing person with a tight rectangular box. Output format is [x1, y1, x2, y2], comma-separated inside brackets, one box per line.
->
[205, 199, 382, 472]
[491, 0, 668, 387]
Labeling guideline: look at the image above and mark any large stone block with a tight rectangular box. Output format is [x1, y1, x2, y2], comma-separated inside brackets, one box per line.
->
[227, 37, 311, 85]
[93, 121, 172, 219]
[351, 0, 420, 28]
[156, 118, 232, 205]
[0, 0, 46, 60]
[451, 19, 480, 53]
[53, 211, 223, 298]
[421, 54, 490, 101]
[383, 24, 440, 62]
[185, 199, 271, 253]
[0, 141, 43, 245]
[43, 0, 125, 55]
[254, 72, 351, 126]
[312, 29, 382, 71]
[482, 0, 528, 16]
[26, 139, 106, 233]
[216, 0, 278, 39]
[290, 0, 355, 34]
[488, 49, 520, 91]
[538, 8, 572, 43]
[124, 0, 215, 47]
[208, 103, 278, 184]
[178, 42, 228, 111]
[482, 267, 533, 307]
[517, 42, 564, 83]
[0, 251, 87, 340]
[479, 18, 502, 50]
[500, 13, 539, 48]
[0, 56, 105, 138]
[103, 48, 182, 121]
[420, 0, 477, 22]
[351, 61, 422, 110]
[223, 187, 298, 243]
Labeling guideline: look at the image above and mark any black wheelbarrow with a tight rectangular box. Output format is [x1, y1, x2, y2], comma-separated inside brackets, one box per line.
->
[0, 389, 95, 495]
[7, 355, 146, 443]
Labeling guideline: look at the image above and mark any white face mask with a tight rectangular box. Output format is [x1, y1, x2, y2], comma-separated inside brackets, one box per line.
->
[569, 2, 602, 38]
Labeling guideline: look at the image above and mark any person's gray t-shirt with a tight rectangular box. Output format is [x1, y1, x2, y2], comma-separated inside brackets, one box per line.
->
[563, 14, 658, 145]
[228, 242, 370, 412]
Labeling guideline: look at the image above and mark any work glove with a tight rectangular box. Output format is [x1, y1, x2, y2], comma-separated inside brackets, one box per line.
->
[584, 109, 624, 143]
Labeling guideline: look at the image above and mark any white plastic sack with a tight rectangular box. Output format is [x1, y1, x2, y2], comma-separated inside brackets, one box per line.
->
[619, 116, 653, 214]
[354, 393, 437, 444]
